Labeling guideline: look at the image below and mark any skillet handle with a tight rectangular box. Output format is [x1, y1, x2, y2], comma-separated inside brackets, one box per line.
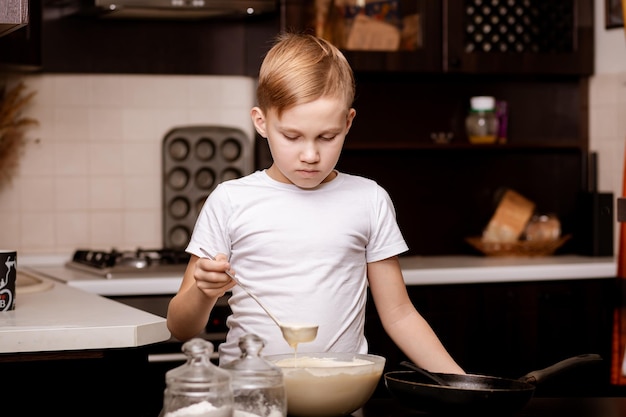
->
[520, 353, 603, 384]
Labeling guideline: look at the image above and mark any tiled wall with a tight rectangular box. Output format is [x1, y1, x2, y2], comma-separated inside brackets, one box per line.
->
[592, 0, 626, 253]
[589, 72, 626, 253]
[590, 72, 626, 196]
[0, 74, 256, 255]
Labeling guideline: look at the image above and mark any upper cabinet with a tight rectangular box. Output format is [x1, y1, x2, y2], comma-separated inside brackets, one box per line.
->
[0, 0, 29, 37]
[1, 0, 594, 76]
[0, 0, 281, 75]
[284, 0, 594, 76]
[445, 0, 594, 75]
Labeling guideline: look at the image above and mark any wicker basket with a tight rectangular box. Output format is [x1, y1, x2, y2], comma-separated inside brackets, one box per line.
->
[465, 235, 571, 257]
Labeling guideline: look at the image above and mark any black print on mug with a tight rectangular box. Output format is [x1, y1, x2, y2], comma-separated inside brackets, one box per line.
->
[0, 253, 16, 311]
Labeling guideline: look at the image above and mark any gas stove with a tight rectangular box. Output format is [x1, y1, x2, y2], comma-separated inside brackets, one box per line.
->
[23, 248, 190, 296]
[66, 248, 190, 279]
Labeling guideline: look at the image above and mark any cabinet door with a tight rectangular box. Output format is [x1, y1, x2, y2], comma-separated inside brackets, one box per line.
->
[0, 0, 280, 75]
[0, 0, 29, 37]
[445, 0, 594, 75]
[285, 0, 443, 73]
[0, 0, 41, 69]
[366, 279, 614, 396]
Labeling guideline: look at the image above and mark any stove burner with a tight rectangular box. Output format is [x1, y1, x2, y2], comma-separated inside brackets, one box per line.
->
[67, 248, 190, 279]
[72, 248, 190, 269]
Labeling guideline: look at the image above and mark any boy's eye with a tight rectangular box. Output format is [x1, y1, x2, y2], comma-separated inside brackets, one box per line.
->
[320, 135, 337, 141]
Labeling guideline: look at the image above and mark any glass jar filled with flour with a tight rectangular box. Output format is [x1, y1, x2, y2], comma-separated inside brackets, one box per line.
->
[221, 334, 287, 417]
[466, 96, 499, 144]
[160, 338, 233, 417]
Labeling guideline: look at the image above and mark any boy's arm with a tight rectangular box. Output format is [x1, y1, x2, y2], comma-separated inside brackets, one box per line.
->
[367, 256, 465, 374]
[166, 254, 233, 341]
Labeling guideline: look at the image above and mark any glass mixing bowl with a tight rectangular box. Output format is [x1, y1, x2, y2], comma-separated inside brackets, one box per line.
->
[265, 352, 385, 417]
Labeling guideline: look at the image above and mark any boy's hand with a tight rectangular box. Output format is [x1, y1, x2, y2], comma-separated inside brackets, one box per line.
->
[193, 253, 236, 297]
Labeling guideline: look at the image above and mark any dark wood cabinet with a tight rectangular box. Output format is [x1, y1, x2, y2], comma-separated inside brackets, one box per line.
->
[366, 278, 617, 397]
[0, 0, 29, 37]
[445, 0, 594, 75]
[0, 348, 160, 417]
[0, 0, 41, 70]
[2, 0, 594, 77]
[340, 72, 589, 150]
[285, 0, 593, 76]
[0, 0, 281, 75]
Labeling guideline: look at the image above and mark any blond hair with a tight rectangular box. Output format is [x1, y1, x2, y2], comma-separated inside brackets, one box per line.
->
[256, 32, 355, 117]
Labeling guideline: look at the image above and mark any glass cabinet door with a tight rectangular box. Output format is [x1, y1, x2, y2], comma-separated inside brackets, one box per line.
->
[284, 0, 443, 72]
[283, 0, 593, 76]
[444, 0, 594, 75]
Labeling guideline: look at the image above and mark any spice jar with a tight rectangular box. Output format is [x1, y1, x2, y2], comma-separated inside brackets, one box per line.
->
[524, 214, 561, 241]
[465, 96, 499, 144]
[221, 334, 287, 417]
[160, 338, 233, 417]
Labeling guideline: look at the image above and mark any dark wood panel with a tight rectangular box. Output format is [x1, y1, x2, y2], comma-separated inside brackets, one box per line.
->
[349, 72, 586, 148]
[40, 14, 279, 75]
[288, 0, 593, 75]
[0, 0, 42, 70]
[366, 279, 615, 397]
[337, 148, 584, 256]
[445, 0, 594, 75]
[0, 0, 281, 75]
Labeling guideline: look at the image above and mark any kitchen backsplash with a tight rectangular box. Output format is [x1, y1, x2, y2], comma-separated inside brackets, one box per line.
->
[590, 72, 626, 254]
[590, 72, 626, 196]
[0, 71, 624, 256]
[0, 74, 256, 255]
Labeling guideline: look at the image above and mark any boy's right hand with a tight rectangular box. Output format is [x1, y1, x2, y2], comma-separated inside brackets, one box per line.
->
[193, 253, 237, 297]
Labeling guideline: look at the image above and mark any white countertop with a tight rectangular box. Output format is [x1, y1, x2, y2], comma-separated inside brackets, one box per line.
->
[398, 255, 617, 285]
[17, 254, 618, 296]
[0, 271, 171, 354]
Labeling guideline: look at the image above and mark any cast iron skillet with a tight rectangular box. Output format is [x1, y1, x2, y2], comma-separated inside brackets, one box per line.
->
[384, 353, 602, 415]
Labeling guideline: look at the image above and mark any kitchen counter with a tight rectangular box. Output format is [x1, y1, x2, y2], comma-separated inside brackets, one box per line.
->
[19, 254, 618, 296]
[0, 271, 170, 354]
[399, 255, 616, 285]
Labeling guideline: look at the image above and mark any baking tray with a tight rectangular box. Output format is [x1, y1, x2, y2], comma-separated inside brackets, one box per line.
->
[162, 125, 253, 249]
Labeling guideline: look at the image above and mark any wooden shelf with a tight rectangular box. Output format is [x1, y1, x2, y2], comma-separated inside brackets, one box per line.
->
[343, 141, 585, 152]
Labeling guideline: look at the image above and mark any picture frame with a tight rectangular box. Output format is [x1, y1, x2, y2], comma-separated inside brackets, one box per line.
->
[606, 0, 624, 29]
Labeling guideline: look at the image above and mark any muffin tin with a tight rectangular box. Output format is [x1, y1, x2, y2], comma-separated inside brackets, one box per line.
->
[162, 126, 253, 249]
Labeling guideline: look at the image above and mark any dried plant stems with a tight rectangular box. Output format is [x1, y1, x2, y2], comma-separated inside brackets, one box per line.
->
[0, 81, 38, 190]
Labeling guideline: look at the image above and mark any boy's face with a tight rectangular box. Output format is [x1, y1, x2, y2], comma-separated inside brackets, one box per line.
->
[251, 96, 356, 189]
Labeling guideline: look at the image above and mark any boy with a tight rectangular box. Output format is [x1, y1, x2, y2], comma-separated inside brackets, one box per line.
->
[167, 32, 464, 374]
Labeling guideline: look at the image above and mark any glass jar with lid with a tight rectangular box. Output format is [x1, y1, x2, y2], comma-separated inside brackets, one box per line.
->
[465, 96, 499, 144]
[221, 334, 287, 417]
[160, 338, 233, 417]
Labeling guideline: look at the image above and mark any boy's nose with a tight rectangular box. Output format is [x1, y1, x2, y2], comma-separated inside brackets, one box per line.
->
[300, 144, 320, 163]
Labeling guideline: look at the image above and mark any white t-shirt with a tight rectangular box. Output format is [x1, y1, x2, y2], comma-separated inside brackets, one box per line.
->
[186, 170, 408, 364]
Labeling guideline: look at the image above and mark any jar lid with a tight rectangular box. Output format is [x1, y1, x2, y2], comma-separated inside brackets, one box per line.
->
[221, 334, 283, 377]
[470, 96, 496, 111]
[165, 338, 232, 387]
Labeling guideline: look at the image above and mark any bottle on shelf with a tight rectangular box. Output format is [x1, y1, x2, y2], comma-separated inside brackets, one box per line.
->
[465, 96, 500, 144]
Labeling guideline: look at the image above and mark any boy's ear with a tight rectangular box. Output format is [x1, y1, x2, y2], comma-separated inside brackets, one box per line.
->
[251, 107, 267, 138]
[346, 108, 356, 132]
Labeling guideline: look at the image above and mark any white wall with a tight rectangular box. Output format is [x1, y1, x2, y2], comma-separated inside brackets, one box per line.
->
[0, 74, 256, 255]
[594, 0, 626, 74]
[590, 0, 626, 208]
